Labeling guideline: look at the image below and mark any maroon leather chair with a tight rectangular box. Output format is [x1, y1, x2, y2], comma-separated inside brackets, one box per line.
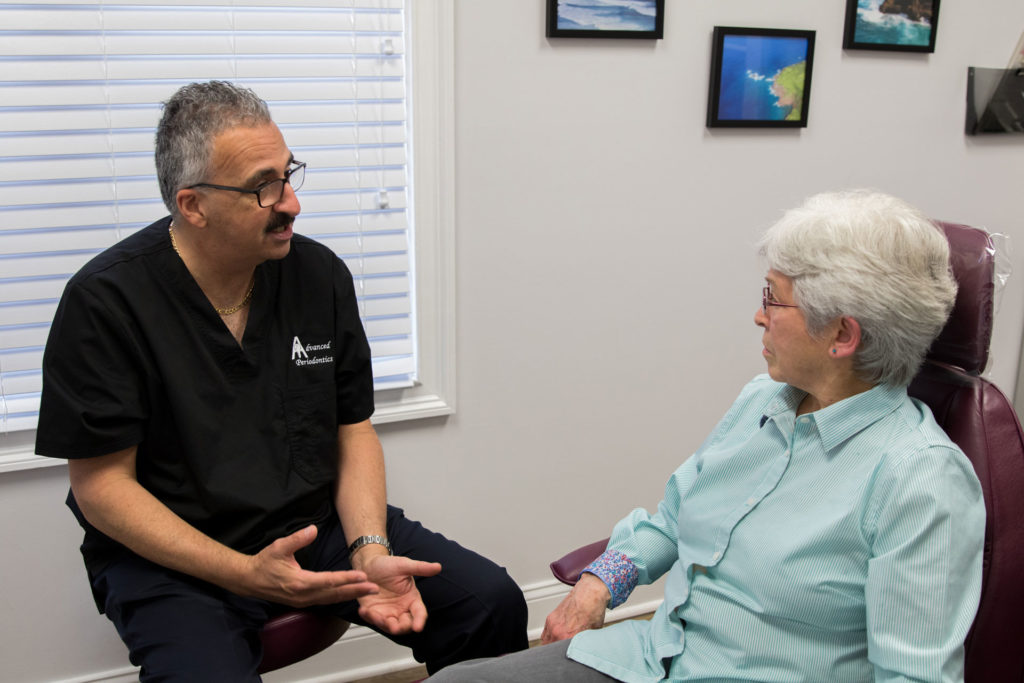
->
[906, 221, 1024, 681]
[258, 611, 349, 674]
[550, 221, 1024, 682]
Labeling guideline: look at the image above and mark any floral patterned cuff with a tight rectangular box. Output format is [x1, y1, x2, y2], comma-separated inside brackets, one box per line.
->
[581, 549, 639, 609]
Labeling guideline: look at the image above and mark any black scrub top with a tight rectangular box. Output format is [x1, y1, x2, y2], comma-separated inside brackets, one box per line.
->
[36, 217, 374, 568]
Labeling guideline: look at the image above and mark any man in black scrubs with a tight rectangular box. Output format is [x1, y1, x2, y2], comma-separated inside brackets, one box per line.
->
[35, 81, 527, 681]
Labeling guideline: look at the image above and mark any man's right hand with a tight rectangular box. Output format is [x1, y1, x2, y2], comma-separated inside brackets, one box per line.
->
[69, 449, 378, 607]
[241, 525, 380, 607]
[540, 572, 610, 644]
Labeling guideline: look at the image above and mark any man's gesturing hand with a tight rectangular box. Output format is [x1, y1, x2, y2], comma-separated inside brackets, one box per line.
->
[242, 525, 380, 607]
[355, 554, 443, 635]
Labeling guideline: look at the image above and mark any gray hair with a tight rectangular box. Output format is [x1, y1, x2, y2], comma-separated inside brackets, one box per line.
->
[758, 190, 957, 387]
[155, 81, 273, 215]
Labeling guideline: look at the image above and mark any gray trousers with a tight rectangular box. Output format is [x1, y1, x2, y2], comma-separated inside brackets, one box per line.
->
[427, 638, 619, 682]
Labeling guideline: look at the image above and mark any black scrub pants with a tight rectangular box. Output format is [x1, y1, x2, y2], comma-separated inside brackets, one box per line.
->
[87, 506, 529, 682]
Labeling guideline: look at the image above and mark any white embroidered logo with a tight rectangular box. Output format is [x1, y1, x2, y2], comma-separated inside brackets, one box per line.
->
[291, 336, 309, 360]
[291, 336, 334, 367]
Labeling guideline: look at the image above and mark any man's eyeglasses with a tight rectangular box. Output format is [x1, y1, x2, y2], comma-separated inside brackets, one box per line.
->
[186, 161, 306, 208]
[762, 285, 800, 315]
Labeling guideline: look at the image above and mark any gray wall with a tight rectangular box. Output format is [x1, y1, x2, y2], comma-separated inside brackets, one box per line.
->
[3, 1, 1024, 681]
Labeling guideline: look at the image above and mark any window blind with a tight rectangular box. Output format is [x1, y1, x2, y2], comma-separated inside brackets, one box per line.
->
[0, 0, 416, 434]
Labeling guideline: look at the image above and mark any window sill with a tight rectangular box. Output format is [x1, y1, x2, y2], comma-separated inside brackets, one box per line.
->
[1, 387, 454, 475]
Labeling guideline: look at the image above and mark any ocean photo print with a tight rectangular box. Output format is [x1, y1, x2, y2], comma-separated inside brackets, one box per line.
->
[547, 0, 664, 39]
[844, 0, 940, 52]
[707, 27, 816, 128]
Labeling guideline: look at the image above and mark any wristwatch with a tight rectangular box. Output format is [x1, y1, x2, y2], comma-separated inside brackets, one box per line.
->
[348, 534, 393, 556]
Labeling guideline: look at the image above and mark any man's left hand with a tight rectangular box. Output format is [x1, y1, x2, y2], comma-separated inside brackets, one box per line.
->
[354, 554, 442, 635]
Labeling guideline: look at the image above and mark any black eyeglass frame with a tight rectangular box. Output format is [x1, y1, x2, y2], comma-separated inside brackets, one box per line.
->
[185, 161, 306, 208]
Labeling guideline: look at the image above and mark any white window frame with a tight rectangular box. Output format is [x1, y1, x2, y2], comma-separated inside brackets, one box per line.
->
[0, 1, 455, 473]
[373, 0, 455, 425]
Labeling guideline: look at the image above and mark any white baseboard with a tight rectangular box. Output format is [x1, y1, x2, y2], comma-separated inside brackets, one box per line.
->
[266, 579, 664, 683]
[54, 579, 664, 683]
[51, 577, 663, 683]
[51, 668, 139, 683]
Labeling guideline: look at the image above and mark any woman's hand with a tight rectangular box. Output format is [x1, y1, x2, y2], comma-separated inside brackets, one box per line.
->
[541, 573, 610, 644]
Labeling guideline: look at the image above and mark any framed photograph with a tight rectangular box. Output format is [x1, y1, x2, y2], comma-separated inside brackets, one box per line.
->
[843, 0, 940, 53]
[706, 27, 816, 128]
[546, 0, 665, 39]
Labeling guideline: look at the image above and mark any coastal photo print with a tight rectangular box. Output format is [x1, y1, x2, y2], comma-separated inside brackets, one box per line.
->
[546, 0, 665, 39]
[707, 27, 816, 128]
[843, 0, 940, 53]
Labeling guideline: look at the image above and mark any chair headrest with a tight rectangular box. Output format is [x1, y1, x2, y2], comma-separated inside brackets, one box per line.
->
[928, 221, 995, 374]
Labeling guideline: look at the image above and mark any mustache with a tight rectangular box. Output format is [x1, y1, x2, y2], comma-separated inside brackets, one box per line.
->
[266, 212, 292, 232]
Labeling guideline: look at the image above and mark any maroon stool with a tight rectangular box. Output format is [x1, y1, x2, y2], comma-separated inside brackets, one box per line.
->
[258, 610, 350, 674]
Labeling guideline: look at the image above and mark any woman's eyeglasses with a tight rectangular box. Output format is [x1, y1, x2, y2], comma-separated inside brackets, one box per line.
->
[762, 285, 800, 314]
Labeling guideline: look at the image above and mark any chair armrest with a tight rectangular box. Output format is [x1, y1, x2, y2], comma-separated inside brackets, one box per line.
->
[549, 538, 609, 586]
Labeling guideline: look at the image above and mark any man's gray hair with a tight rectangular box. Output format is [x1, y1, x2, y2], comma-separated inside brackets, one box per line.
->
[758, 189, 957, 387]
[155, 81, 273, 215]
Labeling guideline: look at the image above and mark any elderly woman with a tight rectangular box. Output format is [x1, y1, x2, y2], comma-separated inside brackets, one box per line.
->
[430, 190, 985, 683]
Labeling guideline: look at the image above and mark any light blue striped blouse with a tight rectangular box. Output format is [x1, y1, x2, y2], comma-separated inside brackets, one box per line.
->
[568, 375, 985, 683]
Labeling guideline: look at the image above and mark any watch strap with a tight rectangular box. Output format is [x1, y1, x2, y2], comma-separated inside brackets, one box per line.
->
[348, 534, 393, 556]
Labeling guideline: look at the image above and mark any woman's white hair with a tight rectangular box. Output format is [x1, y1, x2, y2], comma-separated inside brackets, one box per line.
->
[758, 189, 957, 387]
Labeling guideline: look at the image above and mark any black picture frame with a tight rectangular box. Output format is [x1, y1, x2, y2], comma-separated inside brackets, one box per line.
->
[843, 0, 940, 53]
[546, 0, 665, 39]
[706, 26, 816, 129]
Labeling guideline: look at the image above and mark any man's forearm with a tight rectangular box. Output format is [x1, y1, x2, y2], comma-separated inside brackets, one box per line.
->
[334, 420, 389, 569]
[69, 451, 252, 592]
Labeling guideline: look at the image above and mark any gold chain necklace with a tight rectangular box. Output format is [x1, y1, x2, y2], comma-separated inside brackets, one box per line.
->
[169, 225, 255, 316]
